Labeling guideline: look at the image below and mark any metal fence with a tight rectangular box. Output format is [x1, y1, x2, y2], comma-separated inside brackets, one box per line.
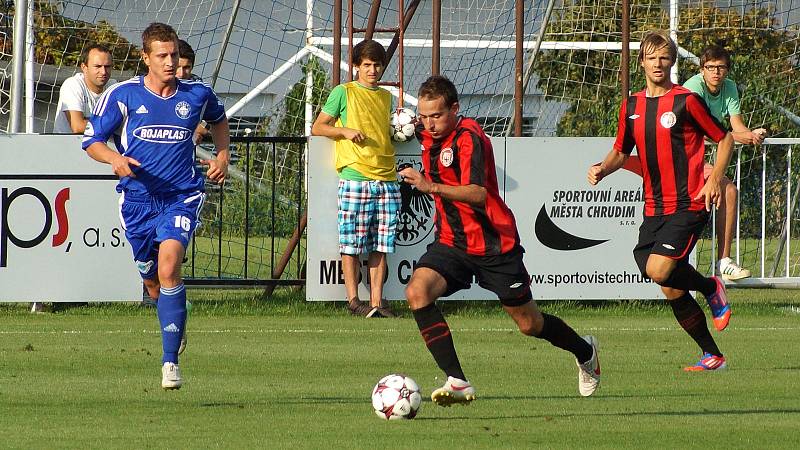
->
[697, 139, 800, 287]
[184, 135, 307, 289]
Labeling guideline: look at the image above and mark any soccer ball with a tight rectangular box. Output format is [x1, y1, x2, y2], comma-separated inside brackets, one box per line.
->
[390, 108, 417, 142]
[371, 374, 422, 420]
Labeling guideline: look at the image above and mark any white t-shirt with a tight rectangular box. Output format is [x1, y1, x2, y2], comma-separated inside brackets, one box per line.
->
[53, 72, 116, 134]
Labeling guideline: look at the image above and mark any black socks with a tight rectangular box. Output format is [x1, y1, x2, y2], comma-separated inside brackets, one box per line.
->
[412, 303, 467, 380]
[669, 293, 722, 356]
[537, 313, 593, 363]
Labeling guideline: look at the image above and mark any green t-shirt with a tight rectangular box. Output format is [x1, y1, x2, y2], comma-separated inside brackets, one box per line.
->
[321, 82, 385, 129]
[321, 82, 388, 182]
[682, 73, 741, 124]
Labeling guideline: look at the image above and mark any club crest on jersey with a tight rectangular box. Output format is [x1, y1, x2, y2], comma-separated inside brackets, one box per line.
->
[440, 147, 454, 167]
[133, 125, 192, 143]
[660, 111, 677, 129]
[175, 101, 191, 119]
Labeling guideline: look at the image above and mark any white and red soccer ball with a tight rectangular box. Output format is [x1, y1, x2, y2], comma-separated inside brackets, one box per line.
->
[371, 374, 422, 420]
[390, 108, 417, 142]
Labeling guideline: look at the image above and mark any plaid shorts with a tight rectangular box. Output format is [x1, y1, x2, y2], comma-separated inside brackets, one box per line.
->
[337, 179, 401, 255]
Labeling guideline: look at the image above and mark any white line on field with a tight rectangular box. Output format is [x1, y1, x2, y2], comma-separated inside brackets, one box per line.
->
[1, 326, 799, 335]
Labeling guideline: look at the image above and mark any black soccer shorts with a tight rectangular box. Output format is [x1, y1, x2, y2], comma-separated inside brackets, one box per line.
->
[415, 242, 532, 306]
[633, 210, 710, 275]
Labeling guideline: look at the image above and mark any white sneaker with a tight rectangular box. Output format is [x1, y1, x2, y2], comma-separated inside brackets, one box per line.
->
[718, 258, 751, 281]
[431, 376, 476, 407]
[161, 362, 183, 390]
[577, 335, 600, 397]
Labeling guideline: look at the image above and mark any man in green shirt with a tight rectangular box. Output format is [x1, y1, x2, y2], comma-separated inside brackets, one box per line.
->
[683, 45, 767, 281]
[311, 40, 399, 318]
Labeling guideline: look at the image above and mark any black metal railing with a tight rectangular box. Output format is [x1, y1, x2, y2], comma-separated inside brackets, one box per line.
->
[184, 135, 307, 288]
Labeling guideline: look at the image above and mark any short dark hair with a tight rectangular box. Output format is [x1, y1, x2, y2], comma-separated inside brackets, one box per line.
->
[638, 30, 677, 65]
[178, 39, 195, 65]
[352, 39, 386, 66]
[699, 45, 731, 68]
[142, 22, 178, 54]
[418, 75, 459, 107]
[80, 44, 112, 66]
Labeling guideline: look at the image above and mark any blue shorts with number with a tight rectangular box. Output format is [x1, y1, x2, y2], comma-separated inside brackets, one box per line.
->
[119, 190, 205, 280]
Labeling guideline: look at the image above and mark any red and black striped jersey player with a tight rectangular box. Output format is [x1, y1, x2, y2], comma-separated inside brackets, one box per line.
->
[588, 31, 734, 372]
[398, 75, 601, 405]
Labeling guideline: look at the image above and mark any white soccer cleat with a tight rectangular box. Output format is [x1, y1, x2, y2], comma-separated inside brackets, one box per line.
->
[718, 257, 751, 281]
[577, 335, 600, 397]
[161, 362, 183, 390]
[430, 376, 476, 407]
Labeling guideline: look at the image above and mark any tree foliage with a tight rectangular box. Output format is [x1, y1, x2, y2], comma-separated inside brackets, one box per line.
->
[4, 1, 141, 71]
[536, 1, 800, 139]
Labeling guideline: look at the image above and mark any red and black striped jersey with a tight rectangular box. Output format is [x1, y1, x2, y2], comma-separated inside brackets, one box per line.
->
[613, 85, 727, 216]
[416, 117, 520, 256]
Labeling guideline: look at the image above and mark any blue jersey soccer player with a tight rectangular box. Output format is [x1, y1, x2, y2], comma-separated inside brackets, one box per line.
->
[83, 22, 230, 390]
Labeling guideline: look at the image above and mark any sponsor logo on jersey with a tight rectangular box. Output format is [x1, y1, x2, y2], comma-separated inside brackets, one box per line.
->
[135, 105, 149, 114]
[175, 101, 191, 119]
[133, 125, 192, 143]
[628, 114, 640, 120]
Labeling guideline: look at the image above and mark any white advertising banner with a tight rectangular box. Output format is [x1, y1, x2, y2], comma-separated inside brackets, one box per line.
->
[0, 134, 141, 301]
[308, 136, 664, 301]
[505, 137, 664, 299]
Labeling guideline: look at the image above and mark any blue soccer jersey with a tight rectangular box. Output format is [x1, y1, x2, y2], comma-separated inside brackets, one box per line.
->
[82, 76, 226, 195]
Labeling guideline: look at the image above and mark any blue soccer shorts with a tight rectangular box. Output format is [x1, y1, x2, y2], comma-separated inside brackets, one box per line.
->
[337, 179, 401, 255]
[119, 190, 206, 280]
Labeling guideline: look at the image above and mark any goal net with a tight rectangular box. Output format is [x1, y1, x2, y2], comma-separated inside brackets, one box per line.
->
[2, 0, 800, 282]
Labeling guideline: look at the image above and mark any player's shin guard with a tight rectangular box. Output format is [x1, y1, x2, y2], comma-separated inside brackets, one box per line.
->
[669, 292, 722, 356]
[662, 262, 716, 297]
[412, 303, 467, 381]
[157, 283, 187, 364]
[537, 313, 593, 363]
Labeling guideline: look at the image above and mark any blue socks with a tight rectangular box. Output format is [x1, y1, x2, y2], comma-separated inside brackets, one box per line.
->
[157, 284, 187, 364]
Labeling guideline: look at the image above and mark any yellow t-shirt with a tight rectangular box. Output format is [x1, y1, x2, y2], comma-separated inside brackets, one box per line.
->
[324, 82, 395, 181]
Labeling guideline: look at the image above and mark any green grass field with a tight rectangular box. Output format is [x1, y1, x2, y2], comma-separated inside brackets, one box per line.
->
[1, 289, 799, 449]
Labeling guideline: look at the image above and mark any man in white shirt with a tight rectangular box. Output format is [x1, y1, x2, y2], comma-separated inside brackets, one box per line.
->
[34, 44, 115, 312]
[53, 44, 115, 134]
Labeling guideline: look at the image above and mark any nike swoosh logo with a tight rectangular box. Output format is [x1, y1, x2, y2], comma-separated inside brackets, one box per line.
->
[534, 205, 608, 251]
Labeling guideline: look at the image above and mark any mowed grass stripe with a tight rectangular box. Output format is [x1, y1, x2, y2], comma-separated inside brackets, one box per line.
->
[2, 325, 800, 335]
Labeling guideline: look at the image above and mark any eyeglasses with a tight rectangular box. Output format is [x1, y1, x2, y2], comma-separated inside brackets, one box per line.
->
[703, 64, 729, 72]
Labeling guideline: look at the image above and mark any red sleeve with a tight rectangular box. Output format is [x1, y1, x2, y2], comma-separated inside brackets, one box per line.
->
[686, 93, 727, 143]
[612, 98, 635, 154]
[457, 131, 485, 187]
